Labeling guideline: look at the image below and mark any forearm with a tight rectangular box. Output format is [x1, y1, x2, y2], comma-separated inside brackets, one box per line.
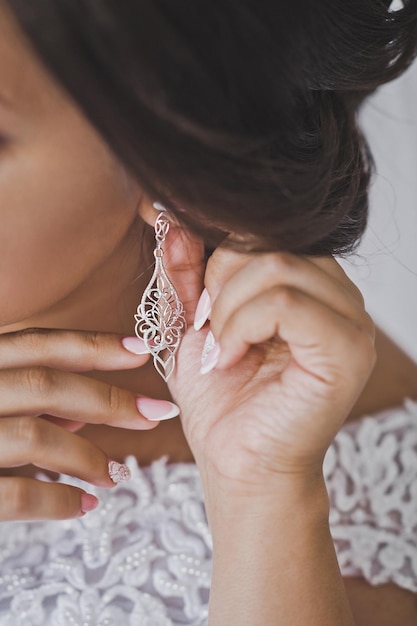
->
[205, 474, 354, 626]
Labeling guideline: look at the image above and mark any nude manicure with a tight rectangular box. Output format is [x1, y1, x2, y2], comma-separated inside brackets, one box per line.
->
[121, 336, 150, 355]
[194, 288, 212, 331]
[136, 397, 180, 421]
[200, 330, 221, 375]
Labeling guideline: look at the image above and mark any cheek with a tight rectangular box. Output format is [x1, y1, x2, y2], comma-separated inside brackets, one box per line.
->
[0, 129, 139, 325]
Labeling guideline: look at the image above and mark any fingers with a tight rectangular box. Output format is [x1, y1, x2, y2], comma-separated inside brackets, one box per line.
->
[0, 414, 117, 522]
[0, 477, 97, 521]
[199, 250, 374, 379]
[0, 416, 115, 488]
[208, 252, 372, 343]
[0, 367, 170, 429]
[0, 328, 152, 372]
[216, 287, 375, 387]
[0, 328, 180, 429]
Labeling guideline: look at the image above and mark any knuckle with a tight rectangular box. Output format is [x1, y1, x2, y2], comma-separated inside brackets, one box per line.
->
[22, 366, 56, 398]
[16, 416, 45, 451]
[7, 480, 32, 516]
[10, 328, 51, 360]
[272, 285, 298, 308]
[262, 252, 295, 277]
[82, 331, 102, 358]
[16, 328, 50, 357]
[107, 384, 123, 416]
[59, 487, 81, 518]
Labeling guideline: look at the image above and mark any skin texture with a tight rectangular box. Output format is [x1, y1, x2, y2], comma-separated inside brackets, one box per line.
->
[0, 3, 416, 622]
[0, 8, 143, 331]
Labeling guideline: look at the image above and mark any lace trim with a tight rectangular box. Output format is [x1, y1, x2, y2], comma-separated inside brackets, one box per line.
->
[0, 400, 416, 624]
[324, 398, 417, 592]
[0, 459, 211, 625]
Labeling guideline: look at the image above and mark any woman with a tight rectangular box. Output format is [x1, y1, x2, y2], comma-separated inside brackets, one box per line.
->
[0, 0, 416, 624]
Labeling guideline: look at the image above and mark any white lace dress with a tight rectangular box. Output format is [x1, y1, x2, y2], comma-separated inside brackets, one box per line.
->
[0, 399, 416, 625]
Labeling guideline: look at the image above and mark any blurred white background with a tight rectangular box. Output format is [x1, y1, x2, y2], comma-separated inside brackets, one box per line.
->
[339, 58, 417, 361]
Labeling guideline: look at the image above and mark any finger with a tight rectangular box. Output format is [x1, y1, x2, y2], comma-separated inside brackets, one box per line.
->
[210, 253, 373, 341]
[204, 245, 253, 302]
[0, 328, 152, 372]
[204, 247, 363, 308]
[216, 286, 375, 384]
[0, 416, 114, 488]
[0, 367, 168, 429]
[39, 415, 86, 432]
[162, 224, 206, 325]
[0, 477, 97, 521]
[307, 256, 366, 304]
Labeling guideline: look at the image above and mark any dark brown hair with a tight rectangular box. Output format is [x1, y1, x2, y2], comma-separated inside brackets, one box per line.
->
[6, 0, 417, 254]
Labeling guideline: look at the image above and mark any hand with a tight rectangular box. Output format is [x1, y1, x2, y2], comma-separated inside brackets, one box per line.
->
[166, 236, 363, 626]
[0, 328, 172, 521]
[169, 246, 376, 492]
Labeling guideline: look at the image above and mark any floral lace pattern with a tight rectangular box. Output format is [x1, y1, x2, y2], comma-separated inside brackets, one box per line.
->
[324, 398, 417, 592]
[0, 400, 416, 624]
[0, 459, 211, 625]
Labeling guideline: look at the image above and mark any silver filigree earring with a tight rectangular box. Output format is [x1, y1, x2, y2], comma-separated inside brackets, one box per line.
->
[134, 202, 186, 382]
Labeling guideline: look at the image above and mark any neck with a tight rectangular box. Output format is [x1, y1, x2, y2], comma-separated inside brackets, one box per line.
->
[0, 215, 192, 465]
[2, 216, 153, 337]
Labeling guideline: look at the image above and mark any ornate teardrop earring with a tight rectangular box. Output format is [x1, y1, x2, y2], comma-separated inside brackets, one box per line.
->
[134, 202, 186, 382]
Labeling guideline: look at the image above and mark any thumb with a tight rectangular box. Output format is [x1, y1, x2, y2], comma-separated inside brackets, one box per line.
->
[163, 222, 206, 326]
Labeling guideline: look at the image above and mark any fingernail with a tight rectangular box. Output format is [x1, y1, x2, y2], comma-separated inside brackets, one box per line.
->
[194, 288, 212, 331]
[80, 493, 99, 513]
[121, 336, 150, 355]
[200, 330, 221, 375]
[136, 397, 180, 421]
[108, 460, 131, 483]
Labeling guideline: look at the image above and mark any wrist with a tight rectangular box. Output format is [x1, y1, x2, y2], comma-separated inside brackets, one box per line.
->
[195, 441, 328, 497]
[205, 468, 352, 626]
[201, 464, 329, 536]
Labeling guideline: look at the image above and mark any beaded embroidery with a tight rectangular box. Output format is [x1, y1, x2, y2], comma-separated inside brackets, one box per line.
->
[0, 400, 417, 624]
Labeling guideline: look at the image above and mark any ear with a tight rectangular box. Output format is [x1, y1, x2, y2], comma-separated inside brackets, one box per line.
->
[137, 193, 159, 227]
[137, 194, 185, 230]
[137, 195, 206, 324]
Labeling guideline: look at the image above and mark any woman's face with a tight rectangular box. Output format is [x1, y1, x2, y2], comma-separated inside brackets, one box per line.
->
[0, 4, 143, 328]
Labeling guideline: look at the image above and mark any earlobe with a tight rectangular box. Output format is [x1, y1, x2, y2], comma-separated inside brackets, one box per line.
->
[137, 194, 184, 230]
[136, 194, 160, 227]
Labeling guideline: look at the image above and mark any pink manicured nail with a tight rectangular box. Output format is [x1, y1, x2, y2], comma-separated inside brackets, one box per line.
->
[200, 330, 221, 375]
[121, 336, 150, 355]
[194, 288, 212, 331]
[108, 460, 131, 483]
[80, 493, 99, 513]
[136, 397, 180, 421]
